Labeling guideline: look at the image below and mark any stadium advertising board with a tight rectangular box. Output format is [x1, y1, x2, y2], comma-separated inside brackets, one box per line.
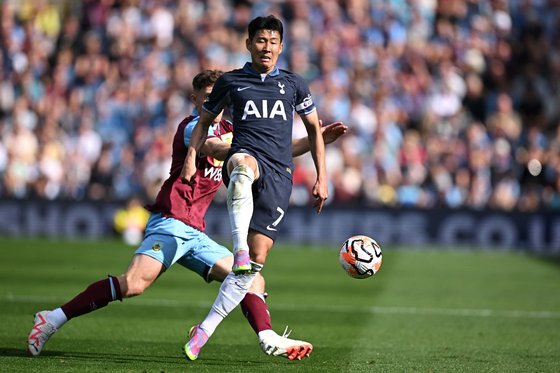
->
[0, 199, 558, 255]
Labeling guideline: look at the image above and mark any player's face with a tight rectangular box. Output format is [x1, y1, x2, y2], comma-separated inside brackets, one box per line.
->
[191, 85, 223, 123]
[246, 29, 283, 74]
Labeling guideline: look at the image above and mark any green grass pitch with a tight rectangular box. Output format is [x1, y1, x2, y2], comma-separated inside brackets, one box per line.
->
[1, 237, 559, 372]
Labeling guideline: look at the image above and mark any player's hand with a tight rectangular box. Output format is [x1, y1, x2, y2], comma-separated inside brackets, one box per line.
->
[312, 180, 328, 214]
[180, 159, 197, 185]
[321, 121, 347, 144]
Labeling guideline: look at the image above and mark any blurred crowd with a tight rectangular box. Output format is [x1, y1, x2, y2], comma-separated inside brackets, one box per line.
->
[1, 0, 559, 212]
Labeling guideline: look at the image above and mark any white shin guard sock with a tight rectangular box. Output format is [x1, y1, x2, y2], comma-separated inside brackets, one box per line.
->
[227, 165, 254, 252]
[200, 271, 258, 336]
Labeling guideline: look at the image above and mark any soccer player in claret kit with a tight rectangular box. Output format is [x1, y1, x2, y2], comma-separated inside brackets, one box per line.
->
[181, 15, 328, 360]
[27, 70, 346, 360]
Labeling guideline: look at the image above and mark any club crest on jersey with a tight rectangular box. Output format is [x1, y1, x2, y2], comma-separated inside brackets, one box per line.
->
[152, 242, 162, 251]
[278, 82, 285, 94]
[242, 100, 287, 120]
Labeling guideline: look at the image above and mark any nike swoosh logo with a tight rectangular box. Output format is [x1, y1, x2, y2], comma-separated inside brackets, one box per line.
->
[266, 225, 277, 231]
[237, 86, 251, 91]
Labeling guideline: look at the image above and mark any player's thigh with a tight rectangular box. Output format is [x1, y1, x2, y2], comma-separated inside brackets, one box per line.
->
[120, 253, 165, 295]
[176, 232, 232, 283]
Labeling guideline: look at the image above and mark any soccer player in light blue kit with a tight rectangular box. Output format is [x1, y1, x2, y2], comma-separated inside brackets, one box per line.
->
[181, 15, 328, 360]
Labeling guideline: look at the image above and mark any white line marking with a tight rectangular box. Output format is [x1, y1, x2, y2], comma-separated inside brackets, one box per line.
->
[4, 294, 560, 319]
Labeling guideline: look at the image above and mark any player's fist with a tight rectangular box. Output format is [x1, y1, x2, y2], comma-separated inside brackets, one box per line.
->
[180, 160, 197, 185]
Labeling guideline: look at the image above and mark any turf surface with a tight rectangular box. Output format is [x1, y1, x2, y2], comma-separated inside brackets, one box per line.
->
[1, 237, 559, 372]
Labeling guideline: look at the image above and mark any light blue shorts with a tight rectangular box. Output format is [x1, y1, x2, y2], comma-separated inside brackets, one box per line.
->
[134, 213, 232, 282]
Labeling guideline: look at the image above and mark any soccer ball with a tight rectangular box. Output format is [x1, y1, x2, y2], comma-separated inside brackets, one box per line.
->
[339, 235, 382, 279]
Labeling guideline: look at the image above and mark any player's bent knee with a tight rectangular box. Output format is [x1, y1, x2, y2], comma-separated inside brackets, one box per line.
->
[227, 154, 258, 178]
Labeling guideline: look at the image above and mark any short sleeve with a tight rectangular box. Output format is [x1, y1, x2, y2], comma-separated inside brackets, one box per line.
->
[202, 75, 231, 117]
[293, 75, 316, 117]
[183, 119, 198, 147]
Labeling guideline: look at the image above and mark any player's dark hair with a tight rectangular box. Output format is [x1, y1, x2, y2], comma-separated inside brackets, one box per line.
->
[192, 69, 223, 91]
[248, 15, 283, 41]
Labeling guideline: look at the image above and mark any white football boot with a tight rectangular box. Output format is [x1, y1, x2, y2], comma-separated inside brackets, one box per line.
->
[259, 327, 313, 360]
[27, 311, 57, 356]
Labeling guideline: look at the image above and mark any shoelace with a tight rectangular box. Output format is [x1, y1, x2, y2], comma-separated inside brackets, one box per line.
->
[281, 325, 292, 338]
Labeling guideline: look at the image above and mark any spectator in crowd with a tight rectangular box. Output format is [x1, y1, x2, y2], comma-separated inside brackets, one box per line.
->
[113, 196, 149, 246]
[0, 0, 559, 212]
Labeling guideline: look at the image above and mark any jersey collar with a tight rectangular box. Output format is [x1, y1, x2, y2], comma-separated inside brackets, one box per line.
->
[243, 62, 279, 77]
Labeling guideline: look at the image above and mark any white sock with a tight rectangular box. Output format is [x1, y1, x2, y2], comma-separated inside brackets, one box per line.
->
[199, 271, 257, 336]
[47, 308, 68, 329]
[258, 329, 276, 341]
[227, 165, 254, 252]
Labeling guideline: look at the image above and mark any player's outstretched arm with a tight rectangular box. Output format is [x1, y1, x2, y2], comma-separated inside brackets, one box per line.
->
[301, 110, 328, 214]
[292, 121, 347, 157]
[181, 110, 216, 184]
